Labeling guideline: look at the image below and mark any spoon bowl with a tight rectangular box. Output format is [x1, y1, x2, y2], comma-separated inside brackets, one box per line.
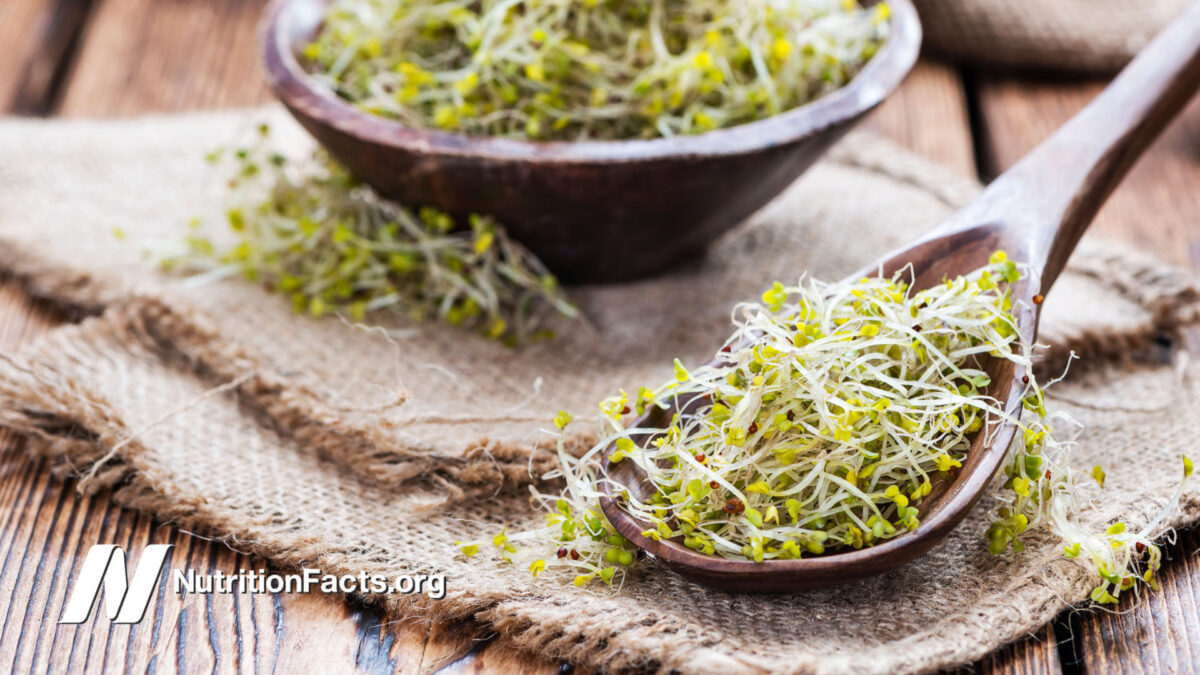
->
[600, 3, 1200, 592]
[600, 225, 1034, 592]
[259, 0, 921, 283]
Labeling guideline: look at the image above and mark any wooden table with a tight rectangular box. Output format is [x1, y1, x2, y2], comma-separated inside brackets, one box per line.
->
[1, 1, 1198, 672]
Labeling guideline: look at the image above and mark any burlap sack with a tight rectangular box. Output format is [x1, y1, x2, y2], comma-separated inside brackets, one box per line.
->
[1, 108, 1198, 673]
[915, 0, 1191, 72]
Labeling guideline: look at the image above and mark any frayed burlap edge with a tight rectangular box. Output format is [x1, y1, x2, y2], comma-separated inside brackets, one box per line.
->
[2, 296, 585, 499]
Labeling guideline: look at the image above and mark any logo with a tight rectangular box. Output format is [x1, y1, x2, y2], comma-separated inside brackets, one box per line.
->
[59, 545, 173, 624]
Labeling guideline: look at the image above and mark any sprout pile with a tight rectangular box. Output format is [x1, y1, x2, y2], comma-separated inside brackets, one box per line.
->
[302, 0, 890, 140]
[461, 253, 1193, 603]
[164, 125, 577, 344]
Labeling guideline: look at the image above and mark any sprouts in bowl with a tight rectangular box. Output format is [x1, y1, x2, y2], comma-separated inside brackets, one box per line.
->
[260, 0, 921, 282]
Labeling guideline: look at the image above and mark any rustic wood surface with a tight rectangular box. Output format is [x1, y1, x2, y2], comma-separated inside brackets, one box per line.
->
[0, 0, 1197, 671]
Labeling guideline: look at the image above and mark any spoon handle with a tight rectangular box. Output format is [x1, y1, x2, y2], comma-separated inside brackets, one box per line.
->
[952, 1, 1200, 291]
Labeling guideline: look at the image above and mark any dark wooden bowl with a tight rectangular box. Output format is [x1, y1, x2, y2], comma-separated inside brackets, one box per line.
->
[260, 0, 921, 283]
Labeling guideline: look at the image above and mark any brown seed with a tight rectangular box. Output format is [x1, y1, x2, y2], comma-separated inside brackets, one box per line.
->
[786, 410, 795, 421]
[1136, 542, 1147, 554]
[621, 406, 630, 414]
[1033, 294, 1045, 305]
[694, 453, 706, 464]
[748, 423, 758, 434]
[723, 497, 745, 514]
[709, 480, 720, 489]
[570, 549, 581, 560]
[556, 547, 568, 559]
[1022, 375, 1030, 384]
[721, 344, 732, 353]
[912, 325, 922, 332]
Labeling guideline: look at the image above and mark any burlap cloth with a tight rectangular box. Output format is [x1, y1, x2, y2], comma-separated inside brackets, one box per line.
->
[1, 108, 1199, 673]
[914, 0, 1192, 72]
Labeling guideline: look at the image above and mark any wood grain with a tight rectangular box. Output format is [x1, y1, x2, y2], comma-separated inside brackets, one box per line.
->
[56, 0, 272, 116]
[954, 627, 1061, 675]
[975, 74, 1200, 272]
[1078, 527, 1200, 674]
[863, 59, 976, 178]
[976, 71, 1200, 675]
[0, 465, 495, 674]
[0, 0, 96, 114]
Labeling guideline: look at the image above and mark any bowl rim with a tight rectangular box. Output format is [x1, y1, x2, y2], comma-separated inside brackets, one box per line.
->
[260, 0, 921, 164]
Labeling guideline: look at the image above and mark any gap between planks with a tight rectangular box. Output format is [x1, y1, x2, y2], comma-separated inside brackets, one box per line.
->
[1, 0, 98, 115]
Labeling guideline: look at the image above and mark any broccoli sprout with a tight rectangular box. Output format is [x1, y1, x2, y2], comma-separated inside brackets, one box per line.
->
[303, 0, 890, 140]
[164, 125, 577, 344]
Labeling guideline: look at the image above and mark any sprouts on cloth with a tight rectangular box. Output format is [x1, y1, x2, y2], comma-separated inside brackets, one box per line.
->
[163, 126, 577, 344]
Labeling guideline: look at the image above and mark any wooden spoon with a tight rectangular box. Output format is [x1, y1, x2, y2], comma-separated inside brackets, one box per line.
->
[600, 1, 1200, 593]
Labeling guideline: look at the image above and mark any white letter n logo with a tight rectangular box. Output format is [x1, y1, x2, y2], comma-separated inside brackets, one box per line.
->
[59, 545, 172, 624]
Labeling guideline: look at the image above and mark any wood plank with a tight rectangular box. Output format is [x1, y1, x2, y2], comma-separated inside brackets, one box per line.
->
[976, 72, 1200, 673]
[0, 0, 97, 114]
[975, 75, 1200, 271]
[864, 59, 977, 178]
[56, 0, 272, 116]
[0, 0, 48, 107]
[950, 626, 1061, 675]
[0, 457, 494, 674]
[437, 637, 568, 675]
